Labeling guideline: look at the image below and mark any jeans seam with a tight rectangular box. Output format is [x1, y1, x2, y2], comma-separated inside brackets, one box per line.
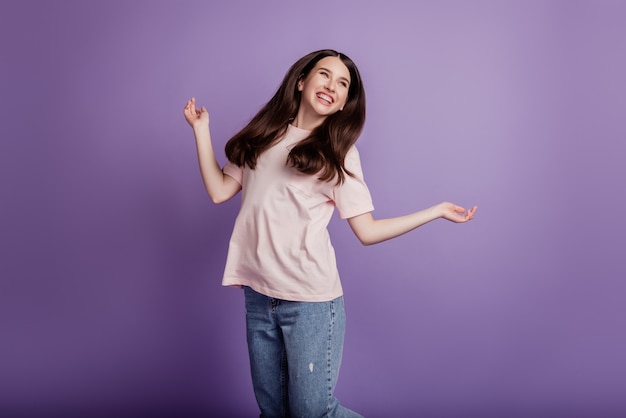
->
[280, 345, 289, 417]
[326, 300, 335, 413]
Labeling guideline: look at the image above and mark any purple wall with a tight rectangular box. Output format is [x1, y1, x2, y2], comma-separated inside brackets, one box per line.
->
[2, 1, 625, 416]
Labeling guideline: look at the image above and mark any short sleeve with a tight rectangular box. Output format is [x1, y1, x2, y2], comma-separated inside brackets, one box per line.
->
[223, 161, 243, 185]
[333, 146, 374, 219]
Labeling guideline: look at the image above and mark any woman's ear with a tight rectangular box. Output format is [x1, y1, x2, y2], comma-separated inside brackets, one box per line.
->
[297, 74, 304, 91]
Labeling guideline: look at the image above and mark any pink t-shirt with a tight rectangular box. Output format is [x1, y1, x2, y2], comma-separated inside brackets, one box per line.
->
[222, 124, 374, 302]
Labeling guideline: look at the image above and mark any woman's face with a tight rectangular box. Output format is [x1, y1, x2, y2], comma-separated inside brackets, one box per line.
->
[297, 56, 351, 119]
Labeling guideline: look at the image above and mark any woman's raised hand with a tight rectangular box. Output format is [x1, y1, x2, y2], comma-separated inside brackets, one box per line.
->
[183, 97, 209, 129]
[437, 202, 477, 223]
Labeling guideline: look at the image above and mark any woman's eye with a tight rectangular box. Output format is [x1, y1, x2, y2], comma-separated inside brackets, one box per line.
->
[339, 81, 348, 88]
[320, 71, 329, 78]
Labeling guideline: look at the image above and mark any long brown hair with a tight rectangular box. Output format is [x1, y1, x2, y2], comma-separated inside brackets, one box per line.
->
[224, 49, 366, 184]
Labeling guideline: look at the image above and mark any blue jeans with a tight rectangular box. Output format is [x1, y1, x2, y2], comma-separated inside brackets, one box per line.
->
[244, 286, 363, 418]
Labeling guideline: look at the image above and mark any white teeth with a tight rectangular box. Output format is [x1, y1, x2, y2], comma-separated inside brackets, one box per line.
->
[317, 93, 332, 104]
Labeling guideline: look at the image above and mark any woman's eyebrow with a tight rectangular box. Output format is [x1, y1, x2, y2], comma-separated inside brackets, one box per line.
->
[318, 67, 351, 84]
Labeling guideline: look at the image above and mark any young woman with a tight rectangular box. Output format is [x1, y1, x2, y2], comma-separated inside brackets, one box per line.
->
[184, 49, 477, 418]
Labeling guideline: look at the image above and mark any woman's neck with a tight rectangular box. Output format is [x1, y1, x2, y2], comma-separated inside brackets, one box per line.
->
[292, 110, 326, 131]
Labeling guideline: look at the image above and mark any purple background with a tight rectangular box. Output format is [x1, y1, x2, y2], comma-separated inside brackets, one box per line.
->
[2, 1, 625, 416]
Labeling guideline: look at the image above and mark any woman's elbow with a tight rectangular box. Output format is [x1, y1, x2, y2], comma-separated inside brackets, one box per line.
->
[349, 218, 379, 246]
[209, 191, 232, 204]
[208, 185, 239, 204]
[354, 233, 377, 246]
[211, 194, 232, 204]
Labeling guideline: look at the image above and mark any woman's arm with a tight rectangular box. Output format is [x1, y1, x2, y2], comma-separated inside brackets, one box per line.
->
[184, 98, 241, 204]
[347, 202, 477, 246]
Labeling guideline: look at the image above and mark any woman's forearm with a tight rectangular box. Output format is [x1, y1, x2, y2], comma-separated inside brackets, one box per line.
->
[193, 125, 240, 204]
[347, 202, 476, 246]
[347, 206, 441, 246]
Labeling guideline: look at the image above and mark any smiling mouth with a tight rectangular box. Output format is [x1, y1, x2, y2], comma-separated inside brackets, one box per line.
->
[316, 93, 334, 105]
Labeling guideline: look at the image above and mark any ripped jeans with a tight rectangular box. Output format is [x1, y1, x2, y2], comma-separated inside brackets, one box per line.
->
[244, 286, 363, 418]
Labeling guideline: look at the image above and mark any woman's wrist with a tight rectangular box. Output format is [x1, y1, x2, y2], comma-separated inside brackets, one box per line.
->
[193, 123, 210, 140]
[430, 203, 445, 220]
